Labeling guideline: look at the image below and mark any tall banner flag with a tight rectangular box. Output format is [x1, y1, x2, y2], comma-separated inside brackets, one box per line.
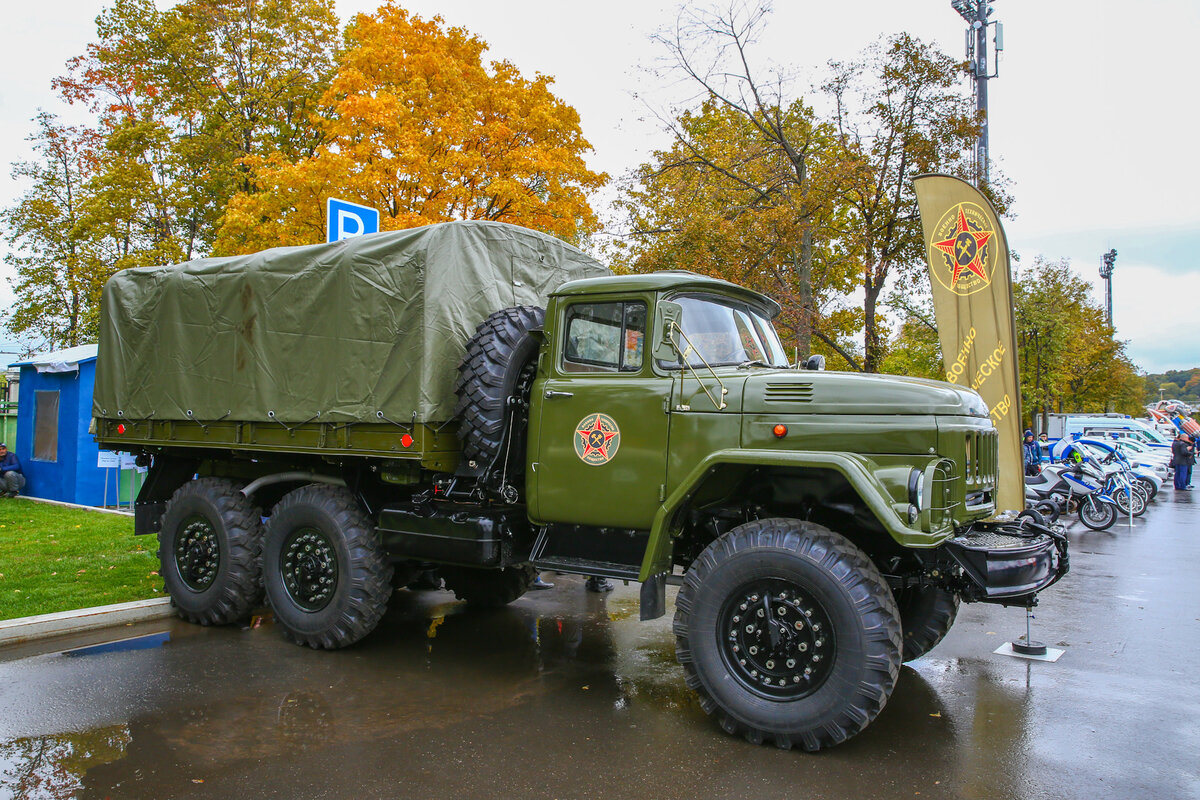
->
[913, 174, 1023, 513]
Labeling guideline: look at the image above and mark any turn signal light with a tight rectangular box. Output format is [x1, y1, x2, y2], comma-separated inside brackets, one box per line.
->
[116, 423, 127, 434]
[773, 424, 788, 439]
[401, 434, 414, 448]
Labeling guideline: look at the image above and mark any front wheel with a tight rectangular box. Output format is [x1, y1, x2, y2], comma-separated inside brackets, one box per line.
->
[673, 519, 901, 751]
[263, 484, 392, 649]
[1112, 485, 1146, 517]
[1137, 477, 1158, 501]
[1078, 495, 1117, 531]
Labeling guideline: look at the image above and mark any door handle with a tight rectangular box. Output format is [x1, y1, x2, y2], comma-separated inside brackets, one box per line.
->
[544, 390, 574, 399]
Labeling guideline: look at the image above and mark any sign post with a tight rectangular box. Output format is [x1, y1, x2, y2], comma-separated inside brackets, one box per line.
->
[326, 198, 380, 243]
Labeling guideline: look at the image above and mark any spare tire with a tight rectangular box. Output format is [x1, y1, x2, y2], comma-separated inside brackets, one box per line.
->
[454, 305, 545, 469]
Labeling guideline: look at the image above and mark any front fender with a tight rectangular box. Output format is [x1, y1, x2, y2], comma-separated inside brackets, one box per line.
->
[638, 449, 948, 581]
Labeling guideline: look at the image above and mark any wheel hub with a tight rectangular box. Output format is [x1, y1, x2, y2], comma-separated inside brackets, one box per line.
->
[175, 515, 220, 592]
[281, 527, 338, 611]
[718, 579, 836, 699]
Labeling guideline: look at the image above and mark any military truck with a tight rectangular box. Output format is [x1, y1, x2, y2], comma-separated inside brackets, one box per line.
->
[94, 220, 1066, 751]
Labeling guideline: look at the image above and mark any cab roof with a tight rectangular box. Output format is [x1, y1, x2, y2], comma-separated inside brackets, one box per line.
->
[552, 271, 782, 318]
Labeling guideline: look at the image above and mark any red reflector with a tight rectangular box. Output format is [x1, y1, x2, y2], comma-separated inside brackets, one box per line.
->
[116, 424, 127, 435]
[401, 434, 414, 448]
[773, 424, 788, 438]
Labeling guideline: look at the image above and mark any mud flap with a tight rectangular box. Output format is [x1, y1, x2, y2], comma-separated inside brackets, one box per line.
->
[640, 572, 667, 620]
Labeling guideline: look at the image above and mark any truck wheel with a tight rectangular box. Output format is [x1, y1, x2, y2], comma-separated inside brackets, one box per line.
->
[440, 564, 537, 608]
[893, 585, 959, 662]
[263, 484, 393, 649]
[674, 519, 901, 751]
[454, 305, 545, 468]
[159, 478, 263, 626]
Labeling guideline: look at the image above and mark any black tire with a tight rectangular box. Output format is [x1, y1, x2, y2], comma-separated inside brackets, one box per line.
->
[1078, 495, 1117, 531]
[1137, 477, 1158, 500]
[673, 519, 901, 751]
[1113, 485, 1146, 517]
[1016, 508, 1046, 527]
[159, 478, 263, 626]
[1033, 500, 1060, 523]
[441, 564, 537, 608]
[894, 584, 960, 663]
[453, 305, 545, 468]
[263, 484, 393, 649]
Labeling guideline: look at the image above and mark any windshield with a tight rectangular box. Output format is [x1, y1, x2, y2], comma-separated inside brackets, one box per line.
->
[662, 294, 789, 368]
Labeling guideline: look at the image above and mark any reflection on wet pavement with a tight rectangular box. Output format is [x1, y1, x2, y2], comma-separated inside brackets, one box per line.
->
[0, 494, 1197, 799]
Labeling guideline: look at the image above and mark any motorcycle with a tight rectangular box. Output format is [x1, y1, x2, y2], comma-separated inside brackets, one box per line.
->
[1025, 459, 1120, 531]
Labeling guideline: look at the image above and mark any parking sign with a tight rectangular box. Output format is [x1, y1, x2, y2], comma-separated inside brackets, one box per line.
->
[326, 198, 380, 243]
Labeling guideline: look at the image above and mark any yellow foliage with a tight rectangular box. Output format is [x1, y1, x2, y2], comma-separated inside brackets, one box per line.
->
[215, 5, 604, 253]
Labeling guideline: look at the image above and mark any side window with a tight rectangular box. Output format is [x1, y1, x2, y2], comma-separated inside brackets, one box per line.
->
[563, 302, 646, 373]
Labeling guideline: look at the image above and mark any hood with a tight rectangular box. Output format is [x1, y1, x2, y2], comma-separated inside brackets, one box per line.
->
[741, 370, 990, 417]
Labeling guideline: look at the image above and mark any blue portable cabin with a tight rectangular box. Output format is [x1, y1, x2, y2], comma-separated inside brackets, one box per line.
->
[10, 345, 131, 506]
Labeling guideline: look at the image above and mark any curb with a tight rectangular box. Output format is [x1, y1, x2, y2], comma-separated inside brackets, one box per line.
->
[14, 495, 135, 516]
[0, 597, 174, 647]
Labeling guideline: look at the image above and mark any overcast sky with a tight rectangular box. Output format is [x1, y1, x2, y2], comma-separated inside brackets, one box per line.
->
[3, 0, 1197, 372]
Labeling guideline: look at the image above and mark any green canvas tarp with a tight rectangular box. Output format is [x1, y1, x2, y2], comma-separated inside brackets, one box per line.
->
[93, 221, 610, 425]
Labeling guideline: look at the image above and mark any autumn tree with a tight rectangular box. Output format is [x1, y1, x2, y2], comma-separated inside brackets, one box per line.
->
[55, 0, 341, 260]
[825, 33, 984, 372]
[1, 114, 106, 348]
[613, 99, 863, 367]
[1014, 257, 1141, 428]
[216, 5, 605, 252]
[618, 3, 859, 362]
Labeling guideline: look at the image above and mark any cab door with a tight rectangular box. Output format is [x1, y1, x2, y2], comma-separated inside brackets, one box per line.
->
[529, 298, 670, 529]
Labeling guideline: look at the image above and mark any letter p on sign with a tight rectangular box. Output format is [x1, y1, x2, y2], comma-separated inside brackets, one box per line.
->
[326, 198, 380, 243]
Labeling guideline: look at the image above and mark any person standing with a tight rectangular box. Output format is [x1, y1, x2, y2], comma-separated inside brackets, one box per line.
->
[1171, 432, 1195, 490]
[1022, 430, 1041, 476]
[0, 444, 25, 497]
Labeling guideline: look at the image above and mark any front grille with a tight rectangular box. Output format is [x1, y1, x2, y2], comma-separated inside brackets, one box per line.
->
[763, 382, 814, 404]
[964, 430, 998, 489]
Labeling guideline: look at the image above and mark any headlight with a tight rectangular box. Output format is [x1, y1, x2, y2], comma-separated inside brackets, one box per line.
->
[907, 468, 925, 510]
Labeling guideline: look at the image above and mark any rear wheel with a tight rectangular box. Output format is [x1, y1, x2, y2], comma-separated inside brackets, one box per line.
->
[159, 478, 263, 625]
[673, 519, 901, 751]
[263, 484, 392, 649]
[894, 584, 960, 662]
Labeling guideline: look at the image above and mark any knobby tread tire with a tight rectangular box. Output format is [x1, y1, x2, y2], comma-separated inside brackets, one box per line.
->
[159, 477, 264, 626]
[894, 585, 960, 662]
[441, 563, 538, 608]
[453, 306, 545, 467]
[673, 518, 901, 751]
[263, 484, 393, 650]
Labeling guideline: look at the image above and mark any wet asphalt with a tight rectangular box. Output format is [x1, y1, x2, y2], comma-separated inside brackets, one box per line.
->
[1, 491, 1198, 800]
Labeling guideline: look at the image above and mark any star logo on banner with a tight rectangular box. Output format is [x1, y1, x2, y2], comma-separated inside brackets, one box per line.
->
[929, 202, 998, 296]
[574, 413, 621, 465]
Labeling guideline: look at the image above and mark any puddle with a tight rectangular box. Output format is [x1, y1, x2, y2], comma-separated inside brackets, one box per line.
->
[64, 631, 170, 658]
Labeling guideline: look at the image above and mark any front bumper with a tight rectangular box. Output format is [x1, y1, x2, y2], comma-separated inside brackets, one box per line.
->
[943, 520, 1069, 605]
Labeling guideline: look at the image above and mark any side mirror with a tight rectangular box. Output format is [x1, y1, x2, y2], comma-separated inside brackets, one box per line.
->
[654, 301, 683, 362]
[803, 354, 826, 371]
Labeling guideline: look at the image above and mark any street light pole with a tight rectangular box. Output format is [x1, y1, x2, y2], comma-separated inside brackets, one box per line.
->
[1099, 249, 1118, 327]
[951, 1, 1003, 187]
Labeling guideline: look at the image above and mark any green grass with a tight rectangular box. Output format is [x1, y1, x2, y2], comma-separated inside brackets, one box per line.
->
[0, 499, 162, 621]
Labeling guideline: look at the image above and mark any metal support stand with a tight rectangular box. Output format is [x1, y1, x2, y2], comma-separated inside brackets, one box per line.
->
[1010, 606, 1047, 656]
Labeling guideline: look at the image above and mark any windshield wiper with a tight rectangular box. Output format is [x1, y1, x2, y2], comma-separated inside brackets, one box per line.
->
[737, 359, 772, 369]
